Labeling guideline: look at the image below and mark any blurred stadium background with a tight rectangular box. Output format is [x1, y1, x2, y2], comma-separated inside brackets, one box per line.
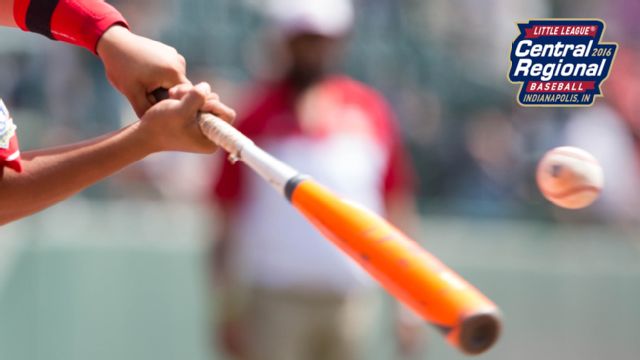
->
[1, 0, 640, 359]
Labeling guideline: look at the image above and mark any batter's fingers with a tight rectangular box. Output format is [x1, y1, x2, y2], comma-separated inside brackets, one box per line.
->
[169, 83, 194, 99]
[176, 83, 209, 117]
[170, 82, 211, 100]
[201, 99, 236, 124]
[195, 82, 211, 95]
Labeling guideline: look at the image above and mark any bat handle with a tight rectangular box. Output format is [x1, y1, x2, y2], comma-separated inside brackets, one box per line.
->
[151, 88, 299, 192]
[198, 112, 254, 163]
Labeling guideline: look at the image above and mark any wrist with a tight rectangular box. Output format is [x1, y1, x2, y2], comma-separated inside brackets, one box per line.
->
[96, 26, 134, 60]
[124, 122, 161, 158]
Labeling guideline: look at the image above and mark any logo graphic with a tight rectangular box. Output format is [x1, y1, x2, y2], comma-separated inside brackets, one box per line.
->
[0, 100, 8, 133]
[508, 19, 618, 106]
[0, 100, 16, 149]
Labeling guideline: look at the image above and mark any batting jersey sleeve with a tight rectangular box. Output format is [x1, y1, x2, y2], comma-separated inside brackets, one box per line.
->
[13, 0, 128, 54]
[0, 100, 22, 173]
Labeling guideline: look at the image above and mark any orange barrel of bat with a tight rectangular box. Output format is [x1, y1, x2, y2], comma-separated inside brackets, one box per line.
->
[286, 177, 502, 355]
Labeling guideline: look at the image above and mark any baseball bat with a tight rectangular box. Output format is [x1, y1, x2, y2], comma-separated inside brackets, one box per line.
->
[153, 89, 502, 355]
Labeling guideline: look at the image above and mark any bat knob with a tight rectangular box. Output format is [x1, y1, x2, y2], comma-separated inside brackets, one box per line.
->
[151, 88, 170, 102]
[458, 310, 502, 355]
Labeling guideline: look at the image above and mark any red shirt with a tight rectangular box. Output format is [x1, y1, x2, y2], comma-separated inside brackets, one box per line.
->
[212, 75, 414, 209]
[210, 76, 415, 291]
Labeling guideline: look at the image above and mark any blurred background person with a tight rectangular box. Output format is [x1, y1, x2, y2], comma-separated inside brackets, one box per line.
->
[208, 0, 425, 359]
[562, 46, 640, 224]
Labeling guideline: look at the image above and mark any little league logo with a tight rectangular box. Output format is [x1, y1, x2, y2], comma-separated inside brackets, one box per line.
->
[0, 99, 8, 133]
[508, 19, 618, 106]
[0, 100, 17, 149]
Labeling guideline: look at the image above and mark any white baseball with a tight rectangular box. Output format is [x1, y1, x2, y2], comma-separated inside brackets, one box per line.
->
[536, 146, 604, 209]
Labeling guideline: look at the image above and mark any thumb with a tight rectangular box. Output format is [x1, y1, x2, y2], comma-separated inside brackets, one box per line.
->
[177, 83, 210, 117]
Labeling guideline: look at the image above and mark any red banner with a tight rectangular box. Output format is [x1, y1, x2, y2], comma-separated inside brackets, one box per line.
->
[524, 25, 598, 39]
[526, 81, 596, 93]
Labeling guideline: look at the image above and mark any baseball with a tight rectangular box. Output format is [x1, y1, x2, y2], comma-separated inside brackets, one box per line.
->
[536, 146, 604, 209]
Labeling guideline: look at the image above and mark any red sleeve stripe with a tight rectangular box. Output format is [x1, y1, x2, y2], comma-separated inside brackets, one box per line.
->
[51, 1, 128, 53]
[25, 0, 58, 39]
[13, 0, 31, 30]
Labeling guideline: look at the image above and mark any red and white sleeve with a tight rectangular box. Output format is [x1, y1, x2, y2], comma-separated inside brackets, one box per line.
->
[370, 96, 416, 200]
[0, 100, 22, 173]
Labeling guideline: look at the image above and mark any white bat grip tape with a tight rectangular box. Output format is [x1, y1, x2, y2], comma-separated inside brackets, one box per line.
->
[198, 113, 253, 161]
[198, 113, 299, 193]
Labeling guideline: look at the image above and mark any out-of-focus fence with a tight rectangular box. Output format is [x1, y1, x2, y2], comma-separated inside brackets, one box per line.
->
[1, 201, 638, 360]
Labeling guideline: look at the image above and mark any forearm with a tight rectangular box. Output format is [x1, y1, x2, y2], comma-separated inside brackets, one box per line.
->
[0, 123, 151, 224]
